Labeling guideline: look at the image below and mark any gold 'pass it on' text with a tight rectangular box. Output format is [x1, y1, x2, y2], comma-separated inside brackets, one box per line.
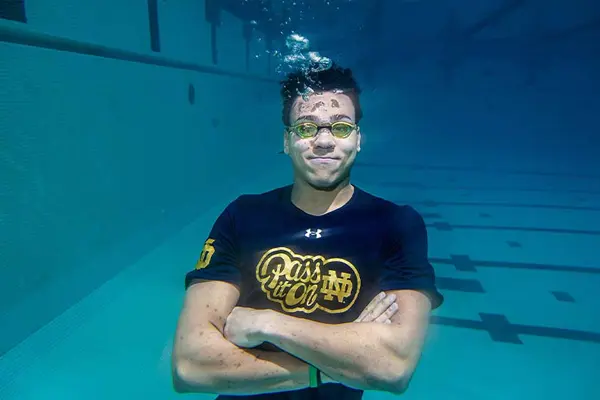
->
[255, 247, 361, 314]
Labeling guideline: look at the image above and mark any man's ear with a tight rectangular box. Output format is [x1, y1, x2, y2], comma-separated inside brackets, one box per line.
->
[283, 130, 290, 154]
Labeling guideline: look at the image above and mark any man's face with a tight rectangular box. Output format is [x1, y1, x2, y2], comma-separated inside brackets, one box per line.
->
[284, 91, 361, 191]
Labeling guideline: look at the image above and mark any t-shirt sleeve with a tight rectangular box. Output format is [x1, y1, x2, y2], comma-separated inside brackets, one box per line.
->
[184, 201, 241, 289]
[379, 204, 444, 309]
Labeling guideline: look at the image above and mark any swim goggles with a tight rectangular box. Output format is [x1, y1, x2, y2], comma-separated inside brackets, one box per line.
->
[287, 121, 358, 139]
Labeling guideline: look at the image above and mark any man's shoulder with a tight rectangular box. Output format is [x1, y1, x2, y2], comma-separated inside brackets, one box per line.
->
[355, 187, 421, 221]
[228, 184, 290, 212]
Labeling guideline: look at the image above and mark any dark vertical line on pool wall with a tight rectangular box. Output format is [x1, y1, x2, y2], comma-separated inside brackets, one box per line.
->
[243, 22, 252, 73]
[262, 0, 274, 75]
[147, 0, 160, 52]
[266, 34, 272, 75]
[0, 0, 27, 22]
[210, 24, 218, 64]
[205, 0, 220, 65]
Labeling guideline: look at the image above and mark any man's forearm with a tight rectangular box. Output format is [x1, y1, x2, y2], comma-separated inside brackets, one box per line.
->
[174, 328, 324, 395]
[259, 311, 405, 393]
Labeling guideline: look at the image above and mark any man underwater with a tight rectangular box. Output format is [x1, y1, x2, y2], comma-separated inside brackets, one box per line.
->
[171, 63, 444, 399]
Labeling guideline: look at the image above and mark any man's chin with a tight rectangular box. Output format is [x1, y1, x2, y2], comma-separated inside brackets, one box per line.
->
[307, 176, 343, 192]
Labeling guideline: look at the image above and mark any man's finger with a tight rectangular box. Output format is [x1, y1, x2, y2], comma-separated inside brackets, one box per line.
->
[354, 291, 386, 322]
[374, 301, 398, 323]
[365, 293, 396, 322]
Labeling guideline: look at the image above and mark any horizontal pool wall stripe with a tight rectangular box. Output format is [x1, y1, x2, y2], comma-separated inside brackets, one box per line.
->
[0, 22, 278, 83]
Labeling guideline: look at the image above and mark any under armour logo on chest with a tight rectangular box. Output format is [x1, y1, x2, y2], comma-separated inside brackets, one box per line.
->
[305, 229, 322, 239]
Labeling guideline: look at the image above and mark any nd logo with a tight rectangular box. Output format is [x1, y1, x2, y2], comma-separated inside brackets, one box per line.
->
[195, 238, 216, 270]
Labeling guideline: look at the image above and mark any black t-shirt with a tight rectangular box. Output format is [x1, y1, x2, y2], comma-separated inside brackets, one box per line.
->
[185, 184, 444, 399]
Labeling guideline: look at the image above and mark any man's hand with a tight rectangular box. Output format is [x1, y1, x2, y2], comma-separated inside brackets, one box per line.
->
[225, 292, 399, 348]
[224, 306, 269, 348]
[224, 291, 397, 349]
[354, 291, 398, 323]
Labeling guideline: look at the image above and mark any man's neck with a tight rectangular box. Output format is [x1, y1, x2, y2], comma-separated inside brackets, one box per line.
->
[290, 180, 354, 216]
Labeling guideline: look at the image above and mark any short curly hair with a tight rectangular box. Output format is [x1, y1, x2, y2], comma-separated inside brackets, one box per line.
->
[279, 63, 363, 126]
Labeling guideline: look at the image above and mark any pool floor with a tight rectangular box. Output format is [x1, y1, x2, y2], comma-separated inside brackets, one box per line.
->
[1, 173, 599, 399]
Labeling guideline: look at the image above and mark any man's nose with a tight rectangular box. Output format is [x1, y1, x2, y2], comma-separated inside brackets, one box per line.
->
[313, 128, 335, 147]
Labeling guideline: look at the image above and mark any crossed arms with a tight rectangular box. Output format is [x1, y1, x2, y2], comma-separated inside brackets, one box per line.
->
[171, 279, 432, 396]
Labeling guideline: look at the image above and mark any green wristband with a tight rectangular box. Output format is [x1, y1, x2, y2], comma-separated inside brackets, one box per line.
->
[309, 365, 319, 388]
